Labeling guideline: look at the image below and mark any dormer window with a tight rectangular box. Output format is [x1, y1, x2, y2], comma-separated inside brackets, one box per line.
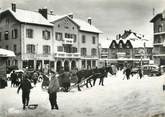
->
[119, 43, 123, 48]
[158, 25, 163, 32]
[111, 42, 116, 49]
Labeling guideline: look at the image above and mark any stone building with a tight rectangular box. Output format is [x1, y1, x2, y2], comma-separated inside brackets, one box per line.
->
[108, 30, 153, 68]
[0, 3, 102, 72]
[150, 10, 165, 65]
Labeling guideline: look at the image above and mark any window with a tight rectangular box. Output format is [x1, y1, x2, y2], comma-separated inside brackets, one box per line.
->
[43, 45, 50, 54]
[13, 44, 17, 53]
[119, 42, 123, 48]
[4, 31, 9, 40]
[81, 48, 87, 56]
[26, 44, 35, 54]
[72, 47, 77, 53]
[57, 46, 63, 52]
[82, 35, 86, 43]
[91, 48, 97, 56]
[26, 29, 33, 38]
[0, 32, 1, 41]
[158, 25, 163, 32]
[112, 42, 116, 48]
[65, 33, 70, 38]
[6, 18, 9, 24]
[12, 29, 18, 39]
[72, 34, 77, 42]
[92, 60, 96, 67]
[5, 45, 9, 50]
[82, 60, 86, 68]
[56, 32, 62, 41]
[65, 33, 77, 42]
[92, 36, 96, 44]
[42, 30, 50, 40]
[126, 50, 130, 56]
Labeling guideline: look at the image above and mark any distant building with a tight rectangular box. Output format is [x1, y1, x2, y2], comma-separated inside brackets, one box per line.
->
[150, 10, 165, 65]
[0, 3, 102, 71]
[108, 30, 153, 68]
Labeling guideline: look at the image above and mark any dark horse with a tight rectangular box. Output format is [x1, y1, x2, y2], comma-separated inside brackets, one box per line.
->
[76, 67, 108, 91]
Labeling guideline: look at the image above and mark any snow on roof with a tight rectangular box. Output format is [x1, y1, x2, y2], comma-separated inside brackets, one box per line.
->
[0, 48, 15, 57]
[48, 14, 102, 33]
[122, 32, 153, 48]
[48, 14, 67, 23]
[3, 8, 53, 26]
[73, 18, 102, 33]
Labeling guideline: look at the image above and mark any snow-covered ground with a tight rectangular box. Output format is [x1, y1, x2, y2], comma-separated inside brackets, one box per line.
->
[0, 71, 165, 117]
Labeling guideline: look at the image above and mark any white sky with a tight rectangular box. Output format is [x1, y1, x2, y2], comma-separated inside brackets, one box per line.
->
[0, 0, 165, 41]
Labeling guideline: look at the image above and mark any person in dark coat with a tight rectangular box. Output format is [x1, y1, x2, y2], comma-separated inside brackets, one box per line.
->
[48, 71, 59, 110]
[11, 71, 17, 87]
[138, 68, 143, 79]
[125, 67, 131, 80]
[17, 73, 33, 110]
[33, 71, 38, 86]
[61, 71, 71, 92]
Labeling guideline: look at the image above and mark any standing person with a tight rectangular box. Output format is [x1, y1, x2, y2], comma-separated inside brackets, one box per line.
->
[33, 71, 38, 86]
[138, 68, 143, 79]
[11, 70, 17, 87]
[17, 73, 33, 110]
[111, 64, 117, 75]
[125, 67, 131, 80]
[48, 71, 59, 110]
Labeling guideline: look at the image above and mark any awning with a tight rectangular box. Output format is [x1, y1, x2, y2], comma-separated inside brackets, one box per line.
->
[0, 49, 15, 57]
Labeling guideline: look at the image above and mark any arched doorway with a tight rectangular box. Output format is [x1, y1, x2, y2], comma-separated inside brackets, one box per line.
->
[64, 60, 69, 71]
[71, 60, 76, 70]
[56, 61, 62, 72]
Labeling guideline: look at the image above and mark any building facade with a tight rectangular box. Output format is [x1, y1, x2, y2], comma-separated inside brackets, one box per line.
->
[0, 3, 102, 72]
[150, 10, 165, 65]
[108, 30, 153, 68]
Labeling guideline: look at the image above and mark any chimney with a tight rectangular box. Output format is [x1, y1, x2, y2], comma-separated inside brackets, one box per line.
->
[11, 3, 16, 12]
[38, 8, 48, 19]
[50, 10, 54, 15]
[88, 17, 92, 25]
[162, 9, 165, 19]
[68, 13, 73, 19]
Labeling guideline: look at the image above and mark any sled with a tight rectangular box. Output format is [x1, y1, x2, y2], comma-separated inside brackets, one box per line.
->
[68, 74, 94, 91]
[28, 104, 38, 110]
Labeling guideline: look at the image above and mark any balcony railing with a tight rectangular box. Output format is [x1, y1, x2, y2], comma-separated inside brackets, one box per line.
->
[154, 31, 165, 35]
[62, 38, 74, 45]
[117, 52, 126, 58]
[153, 42, 163, 46]
[54, 52, 80, 58]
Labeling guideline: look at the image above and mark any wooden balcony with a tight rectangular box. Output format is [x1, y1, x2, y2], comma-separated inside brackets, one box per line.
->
[62, 38, 74, 45]
[54, 52, 80, 58]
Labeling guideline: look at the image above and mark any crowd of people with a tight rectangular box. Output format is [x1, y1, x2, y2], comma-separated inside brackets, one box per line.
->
[7, 64, 144, 110]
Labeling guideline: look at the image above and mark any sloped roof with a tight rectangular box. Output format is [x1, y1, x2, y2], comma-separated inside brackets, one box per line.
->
[117, 31, 153, 48]
[48, 14, 68, 23]
[0, 49, 15, 57]
[48, 14, 102, 33]
[150, 13, 162, 22]
[73, 18, 102, 33]
[1, 8, 53, 26]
